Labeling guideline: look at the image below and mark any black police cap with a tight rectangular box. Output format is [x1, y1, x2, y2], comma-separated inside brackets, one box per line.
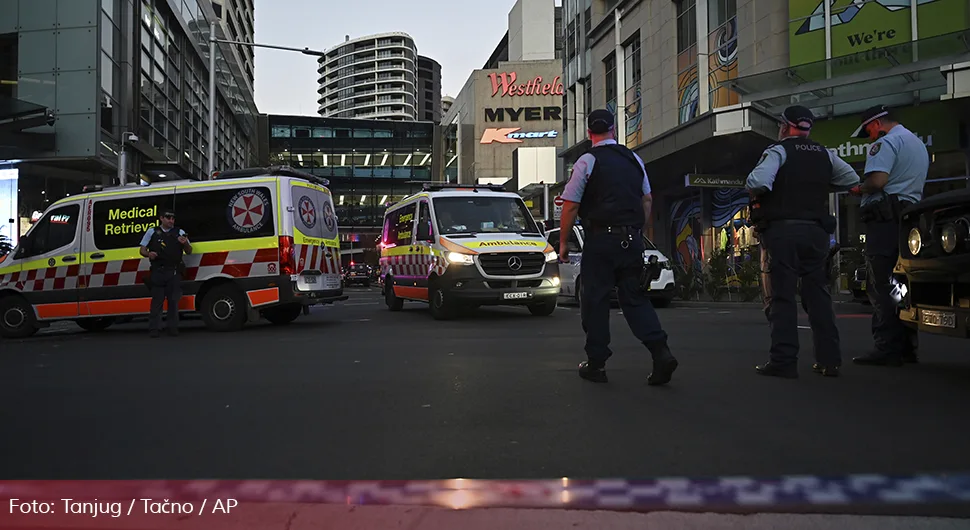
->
[850, 104, 891, 139]
[587, 109, 615, 134]
[160, 210, 176, 217]
[780, 105, 815, 131]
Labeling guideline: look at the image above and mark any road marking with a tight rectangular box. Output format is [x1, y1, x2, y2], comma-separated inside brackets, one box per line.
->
[342, 302, 380, 307]
[718, 311, 731, 314]
[798, 325, 811, 330]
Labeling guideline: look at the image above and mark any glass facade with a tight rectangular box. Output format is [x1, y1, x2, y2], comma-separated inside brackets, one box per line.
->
[267, 116, 436, 232]
[132, 0, 257, 179]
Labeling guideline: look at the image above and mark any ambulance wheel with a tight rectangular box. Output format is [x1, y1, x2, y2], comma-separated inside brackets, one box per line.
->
[264, 304, 302, 325]
[76, 317, 115, 332]
[428, 280, 456, 320]
[528, 300, 558, 316]
[201, 284, 246, 332]
[0, 296, 39, 339]
[384, 279, 404, 311]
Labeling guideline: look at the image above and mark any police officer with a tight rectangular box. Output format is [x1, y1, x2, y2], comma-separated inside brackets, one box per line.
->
[746, 105, 860, 378]
[139, 210, 192, 338]
[558, 109, 677, 385]
[848, 105, 927, 366]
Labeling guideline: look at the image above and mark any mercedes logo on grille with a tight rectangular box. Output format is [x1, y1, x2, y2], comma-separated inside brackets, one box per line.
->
[507, 256, 523, 271]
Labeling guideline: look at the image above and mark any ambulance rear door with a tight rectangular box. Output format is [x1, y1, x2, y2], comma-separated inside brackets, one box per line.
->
[288, 180, 342, 292]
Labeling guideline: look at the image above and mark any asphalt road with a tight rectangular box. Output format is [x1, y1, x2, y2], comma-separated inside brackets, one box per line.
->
[2, 289, 969, 514]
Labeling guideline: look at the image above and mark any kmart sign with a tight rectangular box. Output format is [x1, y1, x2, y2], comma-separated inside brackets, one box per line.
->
[811, 102, 958, 163]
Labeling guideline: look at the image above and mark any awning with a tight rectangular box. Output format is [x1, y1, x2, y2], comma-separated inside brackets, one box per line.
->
[730, 29, 970, 115]
[634, 103, 778, 192]
[0, 95, 55, 159]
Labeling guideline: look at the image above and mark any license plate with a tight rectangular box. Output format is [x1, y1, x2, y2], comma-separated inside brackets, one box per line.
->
[920, 309, 956, 329]
[503, 292, 529, 300]
[303, 275, 318, 284]
[323, 275, 341, 289]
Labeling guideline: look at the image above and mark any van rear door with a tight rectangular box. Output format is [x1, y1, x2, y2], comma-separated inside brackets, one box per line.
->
[289, 181, 342, 292]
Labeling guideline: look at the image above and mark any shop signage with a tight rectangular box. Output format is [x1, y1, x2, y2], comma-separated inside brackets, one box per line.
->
[811, 101, 959, 163]
[484, 106, 563, 122]
[480, 128, 559, 144]
[788, 0, 968, 70]
[685, 174, 746, 188]
[488, 72, 564, 98]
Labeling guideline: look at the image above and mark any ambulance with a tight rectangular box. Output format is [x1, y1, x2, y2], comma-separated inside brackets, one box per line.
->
[0, 166, 347, 338]
[379, 183, 560, 319]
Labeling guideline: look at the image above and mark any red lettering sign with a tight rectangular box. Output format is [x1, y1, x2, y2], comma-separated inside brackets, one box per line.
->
[488, 72, 564, 98]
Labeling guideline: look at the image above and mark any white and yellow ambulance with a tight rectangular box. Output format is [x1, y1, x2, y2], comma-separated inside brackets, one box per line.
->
[0, 166, 347, 338]
[379, 183, 560, 319]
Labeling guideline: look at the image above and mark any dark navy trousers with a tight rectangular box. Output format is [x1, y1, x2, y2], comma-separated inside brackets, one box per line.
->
[580, 232, 667, 368]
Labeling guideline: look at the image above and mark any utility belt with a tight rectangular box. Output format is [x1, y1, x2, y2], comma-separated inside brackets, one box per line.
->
[583, 223, 641, 235]
[860, 194, 915, 223]
[760, 215, 837, 235]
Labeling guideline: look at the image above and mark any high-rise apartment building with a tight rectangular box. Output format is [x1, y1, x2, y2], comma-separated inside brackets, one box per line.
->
[417, 55, 442, 123]
[317, 32, 441, 122]
[1, 0, 259, 240]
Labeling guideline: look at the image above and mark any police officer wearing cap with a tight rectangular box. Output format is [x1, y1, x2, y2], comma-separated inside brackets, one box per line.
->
[139, 209, 191, 338]
[558, 109, 678, 385]
[848, 105, 927, 366]
[746, 105, 860, 378]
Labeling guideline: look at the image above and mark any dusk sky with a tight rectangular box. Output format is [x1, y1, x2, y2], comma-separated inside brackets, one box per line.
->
[252, 0, 526, 116]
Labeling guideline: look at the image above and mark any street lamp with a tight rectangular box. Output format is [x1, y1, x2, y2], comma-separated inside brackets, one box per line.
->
[207, 35, 327, 177]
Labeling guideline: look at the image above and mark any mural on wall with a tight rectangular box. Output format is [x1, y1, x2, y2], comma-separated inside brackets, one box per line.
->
[625, 86, 643, 147]
[788, 0, 967, 71]
[711, 188, 750, 228]
[708, 17, 739, 110]
[677, 46, 699, 125]
[670, 194, 703, 273]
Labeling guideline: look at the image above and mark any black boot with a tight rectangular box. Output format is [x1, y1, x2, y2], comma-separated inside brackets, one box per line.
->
[578, 361, 608, 383]
[645, 340, 678, 386]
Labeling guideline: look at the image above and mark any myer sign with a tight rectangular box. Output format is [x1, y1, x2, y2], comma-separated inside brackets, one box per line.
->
[811, 102, 958, 163]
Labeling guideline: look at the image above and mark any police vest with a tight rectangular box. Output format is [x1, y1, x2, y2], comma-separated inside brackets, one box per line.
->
[578, 144, 645, 228]
[148, 226, 185, 270]
[758, 138, 832, 224]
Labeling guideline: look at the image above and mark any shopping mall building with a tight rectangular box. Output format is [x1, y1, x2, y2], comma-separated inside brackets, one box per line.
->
[559, 0, 969, 274]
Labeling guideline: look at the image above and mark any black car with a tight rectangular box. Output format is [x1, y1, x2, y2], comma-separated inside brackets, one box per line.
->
[343, 263, 372, 287]
[895, 189, 970, 338]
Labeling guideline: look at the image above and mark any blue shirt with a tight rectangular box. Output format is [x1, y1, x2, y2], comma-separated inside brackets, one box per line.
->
[561, 139, 651, 203]
[746, 138, 860, 195]
[139, 226, 187, 247]
[861, 124, 929, 207]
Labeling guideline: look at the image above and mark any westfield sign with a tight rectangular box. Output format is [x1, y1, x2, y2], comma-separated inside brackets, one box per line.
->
[488, 72, 564, 98]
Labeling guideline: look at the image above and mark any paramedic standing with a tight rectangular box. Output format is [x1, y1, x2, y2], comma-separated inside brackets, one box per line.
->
[558, 109, 678, 386]
[139, 209, 191, 338]
[848, 105, 927, 366]
[745, 105, 859, 378]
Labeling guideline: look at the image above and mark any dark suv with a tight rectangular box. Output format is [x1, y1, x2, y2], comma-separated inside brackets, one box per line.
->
[895, 189, 970, 338]
[343, 263, 372, 287]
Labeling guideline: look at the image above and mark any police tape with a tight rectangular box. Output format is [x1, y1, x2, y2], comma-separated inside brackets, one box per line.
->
[2, 474, 970, 511]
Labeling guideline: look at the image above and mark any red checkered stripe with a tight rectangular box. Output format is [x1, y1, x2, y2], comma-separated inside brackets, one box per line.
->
[294, 244, 341, 275]
[0, 264, 81, 292]
[380, 252, 446, 278]
[0, 249, 281, 293]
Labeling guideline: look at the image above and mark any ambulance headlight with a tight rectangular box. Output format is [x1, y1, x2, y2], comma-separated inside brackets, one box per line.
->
[544, 250, 558, 262]
[447, 252, 474, 265]
[907, 228, 922, 256]
[551, 276, 561, 287]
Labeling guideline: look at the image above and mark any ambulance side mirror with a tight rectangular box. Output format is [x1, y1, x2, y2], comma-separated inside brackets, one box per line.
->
[416, 222, 433, 242]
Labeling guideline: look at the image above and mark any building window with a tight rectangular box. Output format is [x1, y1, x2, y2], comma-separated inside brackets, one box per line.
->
[604, 53, 616, 115]
[677, 0, 699, 125]
[271, 126, 291, 137]
[623, 34, 642, 147]
[709, 0, 736, 30]
[677, 0, 697, 54]
[567, 20, 577, 60]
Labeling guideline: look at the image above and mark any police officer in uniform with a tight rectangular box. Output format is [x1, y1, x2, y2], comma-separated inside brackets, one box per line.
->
[848, 105, 927, 366]
[746, 106, 860, 378]
[558, 109, 678, 385]
[139, 210, 192, 338]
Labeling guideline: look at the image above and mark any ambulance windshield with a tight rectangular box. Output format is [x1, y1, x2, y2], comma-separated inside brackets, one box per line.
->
[433, 196, 540, 235]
